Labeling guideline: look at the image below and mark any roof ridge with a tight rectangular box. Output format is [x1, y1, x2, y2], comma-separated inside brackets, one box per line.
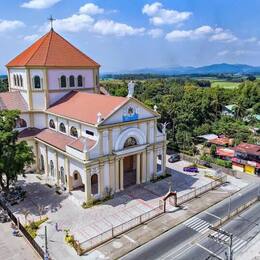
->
[26, 32, 51, 66]
[53, 31, 100, 66]
[44, 30, 53, 66]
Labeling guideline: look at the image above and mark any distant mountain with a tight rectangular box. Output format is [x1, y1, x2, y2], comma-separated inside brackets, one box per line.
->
[0, 75, 7, 79]
[103, 63, 260, 76]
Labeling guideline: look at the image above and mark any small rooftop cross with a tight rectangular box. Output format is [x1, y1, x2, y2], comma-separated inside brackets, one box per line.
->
[48, 15, 56, 30]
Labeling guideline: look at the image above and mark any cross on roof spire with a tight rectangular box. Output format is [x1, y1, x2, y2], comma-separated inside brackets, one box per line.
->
[48, 15, 56, 31]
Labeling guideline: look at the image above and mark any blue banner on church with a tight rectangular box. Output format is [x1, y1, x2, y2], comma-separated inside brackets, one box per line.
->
[122, 113, 139, 122]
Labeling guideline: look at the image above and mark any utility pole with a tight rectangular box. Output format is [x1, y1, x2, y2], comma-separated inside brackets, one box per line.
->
[228, 192, 232, 217]
[44, 226, 49, 260]
[208, 226, 233, 260]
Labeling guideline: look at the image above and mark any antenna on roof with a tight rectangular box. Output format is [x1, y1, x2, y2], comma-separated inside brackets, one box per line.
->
[48, 15, 56, 31]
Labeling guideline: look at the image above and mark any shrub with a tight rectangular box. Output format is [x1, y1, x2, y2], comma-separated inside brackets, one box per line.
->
[25, 217, 48, 239]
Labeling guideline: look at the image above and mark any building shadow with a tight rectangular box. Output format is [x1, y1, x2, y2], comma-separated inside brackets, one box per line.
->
[9, 179, 69, 219]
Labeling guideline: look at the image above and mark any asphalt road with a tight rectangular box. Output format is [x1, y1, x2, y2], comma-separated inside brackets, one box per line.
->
[175, 201, 260, 260]
[122, 183, 260, 260]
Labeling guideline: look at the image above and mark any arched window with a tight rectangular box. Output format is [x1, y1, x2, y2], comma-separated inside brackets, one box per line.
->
[91, 174, 98, 195]
[77, 75, 83, 87]
[50, 160, 54, 177]
[49, 119, 55, 129]
[17, 75, 20, 87]
[74, 172, 78, 180]
[16, 118, 27, 128]
[34, 76, 41, 89]
[59, 123, 66, 133]
[60, 75, 66, 88]
[70, 126, 78, 138]
[19, 75, 23, 87]
[60, 167, 65, 185]
[13, 75, 17, 86]
[124, 137, 137, 148]
[69, 75, 75, 87]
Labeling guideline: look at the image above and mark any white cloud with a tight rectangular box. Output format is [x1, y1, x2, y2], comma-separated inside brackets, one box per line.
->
[244, 37, 257, 43]
[217, 50, 229, 56]
[210, 29, 237, 43]
[0, 19, 25, 33]
[165, 25, 213, 41]
[21, 0, 61, 9]
[148, 28, 163, 38]
[92, 20, 145, 36]
[23, 34, 39, 41]
[79, 3, 104, 15]
[142, 2, 192, 26]
[166, 25, 237, 43]
[46, 14, 94, 33]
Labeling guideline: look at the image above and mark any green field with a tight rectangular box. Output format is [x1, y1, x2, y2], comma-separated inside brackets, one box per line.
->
[210, 80, 240, 89]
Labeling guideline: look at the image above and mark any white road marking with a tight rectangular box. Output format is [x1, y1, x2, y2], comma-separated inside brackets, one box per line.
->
[183, 217, 211, 234]
[205, 211, 222, 220]
[123, 235, 137, 244]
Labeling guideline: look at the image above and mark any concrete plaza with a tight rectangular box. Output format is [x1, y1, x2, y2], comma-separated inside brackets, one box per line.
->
[8, 159, 244, 259]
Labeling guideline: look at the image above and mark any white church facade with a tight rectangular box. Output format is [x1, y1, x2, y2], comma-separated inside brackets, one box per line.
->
[0, 29, 167, 203]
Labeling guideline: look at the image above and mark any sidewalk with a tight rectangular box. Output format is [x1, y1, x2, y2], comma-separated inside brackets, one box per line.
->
[0, 221, 40, 260]
[237, 233, 260, 260]
[86, 183, 241, 259]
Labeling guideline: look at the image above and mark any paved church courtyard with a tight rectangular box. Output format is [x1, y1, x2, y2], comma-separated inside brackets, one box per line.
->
[7, 159, 246, 259]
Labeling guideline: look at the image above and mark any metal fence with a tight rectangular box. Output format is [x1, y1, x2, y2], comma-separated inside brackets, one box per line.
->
[177, 175, 227, 205]
[0, 199, 45, 259]
[79, 205, 163, 254]
[79, 175, 227, 254]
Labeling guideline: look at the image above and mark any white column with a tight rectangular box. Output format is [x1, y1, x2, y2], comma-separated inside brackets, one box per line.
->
[44, 146, 49, 177]
[136, 153, 141, 184]
[146, 150, 151, 182]
[141, 151, 147, 183]
[99, 163, 104, 197]
[163, 144, 167, 176]
[84, 167, 91, 202]
[109, 159, 115, 193]
[115, 159, 120, 192]
[35, 142, 40, 174]
[120, 158, 124, 191]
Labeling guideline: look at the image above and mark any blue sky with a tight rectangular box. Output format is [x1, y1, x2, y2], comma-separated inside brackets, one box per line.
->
[1, 0, 260, 73]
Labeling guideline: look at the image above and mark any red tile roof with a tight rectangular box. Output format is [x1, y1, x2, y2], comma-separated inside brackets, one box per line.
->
[35, 128, 96, 152]
[18, 127, 41, 139]
[209, 137, 231, 146]
[216, 148, 234, 158]
[67, 137, 96, 152]
[234, 143, 260, 156]
[47, 91, 128, 125]
[6, 30, 100, 68]
[0, 91, 28, 111]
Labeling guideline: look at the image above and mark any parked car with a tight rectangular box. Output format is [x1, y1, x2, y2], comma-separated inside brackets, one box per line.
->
[168, 154, 180, 163]
[201, 161, 212, 168]
[183, 166, 199, 173]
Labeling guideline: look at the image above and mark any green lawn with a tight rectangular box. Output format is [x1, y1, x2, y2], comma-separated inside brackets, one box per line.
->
[211, 80, 240, 89]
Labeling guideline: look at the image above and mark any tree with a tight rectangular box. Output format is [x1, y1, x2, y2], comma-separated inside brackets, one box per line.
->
[0, 78, 8, 92]
[247, 75, 256, 81]
[210, 144, 217, 157]
[0, 110, 34, 192]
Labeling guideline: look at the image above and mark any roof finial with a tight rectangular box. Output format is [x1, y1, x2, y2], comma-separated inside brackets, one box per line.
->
[48, 15, 56, 31]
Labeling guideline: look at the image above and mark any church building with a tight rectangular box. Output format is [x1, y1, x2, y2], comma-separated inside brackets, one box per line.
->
[0, 29, 167, 203]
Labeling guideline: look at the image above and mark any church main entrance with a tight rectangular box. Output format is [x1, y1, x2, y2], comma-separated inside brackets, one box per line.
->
[123, 155, 136, 188]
